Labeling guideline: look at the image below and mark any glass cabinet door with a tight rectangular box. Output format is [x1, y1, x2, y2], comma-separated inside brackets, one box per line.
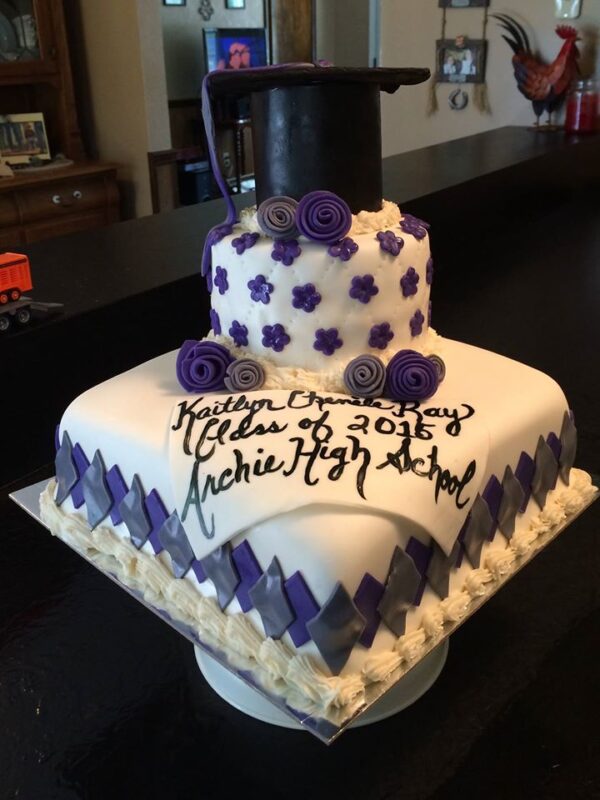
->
[0, 0, 41, 63]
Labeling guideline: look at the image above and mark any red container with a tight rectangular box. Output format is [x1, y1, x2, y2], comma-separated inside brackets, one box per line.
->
[0, 252, 33, 304]
[565, 79, 598, 133]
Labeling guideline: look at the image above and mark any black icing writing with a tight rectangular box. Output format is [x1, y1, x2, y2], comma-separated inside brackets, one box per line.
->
[387, 401, 475, 438]
[287, 390, 395, 413]
[348, 413, 434, 441]
[376, 437, 476, 509]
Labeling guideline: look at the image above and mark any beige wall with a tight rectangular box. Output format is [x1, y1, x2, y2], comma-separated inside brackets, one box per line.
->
[78, 0, 171, 218]
[161, 0, 264, 100]
[379, 0, 600, 157]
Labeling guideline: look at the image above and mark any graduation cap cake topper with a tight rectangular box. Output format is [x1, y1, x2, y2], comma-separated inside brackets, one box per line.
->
[200, 64, 430, 274]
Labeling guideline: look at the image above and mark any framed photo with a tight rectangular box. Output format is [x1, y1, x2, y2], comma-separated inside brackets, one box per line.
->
[438, 0, 490, 7]
[436, 37, 487, 84]
[0, 112, 50, 165]
[225, 0, 246, 8]
[163, 0, 186, 6]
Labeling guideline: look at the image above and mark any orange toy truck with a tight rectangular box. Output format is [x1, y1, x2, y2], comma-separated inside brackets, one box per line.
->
[0, 252, 33, 304]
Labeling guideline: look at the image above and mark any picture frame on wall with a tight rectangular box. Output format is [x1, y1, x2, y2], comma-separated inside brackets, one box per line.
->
[438, 0, 490, 7]
[225, 0, 246, 8]
[436, 37, 487, 83]
[0, 112, 51, 165]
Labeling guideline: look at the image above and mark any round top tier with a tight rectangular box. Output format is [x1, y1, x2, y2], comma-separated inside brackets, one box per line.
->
[206, 65, 430, 213]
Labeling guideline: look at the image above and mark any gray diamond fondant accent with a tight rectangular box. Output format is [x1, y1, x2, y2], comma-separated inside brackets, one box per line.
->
[119, 474, 151, 549]
[248, 557, 294, 639]
[426, 541, 461, 599]
[306, 582, 365, 675]
[377, 546, 422, 636]
[55, 430, 78, 506]
[200, 543, 240, 609]
[497, 465, 525, 539]
[463, 495, 494, 568]
[82, 450, 113, 530]
[531, 435, 558, 509]
[559, 411, 577, 484]
[157, 512, 195, 578]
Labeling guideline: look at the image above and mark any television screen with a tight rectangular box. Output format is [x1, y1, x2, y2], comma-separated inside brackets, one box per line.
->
[203, 28, 269, 73]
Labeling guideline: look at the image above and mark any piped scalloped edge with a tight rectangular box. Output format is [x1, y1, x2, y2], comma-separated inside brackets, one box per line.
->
[40, 469, 597, 723]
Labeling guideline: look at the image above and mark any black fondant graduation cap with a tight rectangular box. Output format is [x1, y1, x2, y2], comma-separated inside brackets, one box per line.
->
[207, 65, 430, 213]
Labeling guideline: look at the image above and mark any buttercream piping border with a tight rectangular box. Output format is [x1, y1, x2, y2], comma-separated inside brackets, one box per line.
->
[39, 471, 597, 727]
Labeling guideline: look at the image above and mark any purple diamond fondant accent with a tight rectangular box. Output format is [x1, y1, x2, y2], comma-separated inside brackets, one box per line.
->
[209, 308, 221, 335]
[349, 274, 378, 304]
[405, 537, 433, 606]
[377, 546, 422, 636]
[232, 541, 263, 612]
[106, 465, 128, 526]
[200, 543, 240, 610]
[306, 583, 366, 675]
[498, 465, 525, 539]
[515, 450, 535, 512]
[314, 327, 343, 356]
[482, 474, 503, 540]
[272, 239, 301, 266]
[214, 266, 228, 295]
[248, 557, 294, 639]
[248, 274, 274, 304]
[376, 230, 403, 256]
[146, 488, 168, 554]
[229, 320, 248, 348]
[119, 474, 151, 549]
[71, 444, 90, 509]
[192, 560, 207, 583]
[55, 431, 78, 506]
[232, 231, 259, 255]
[426, 256, 434, 285]
[262, 323, 290, 352]
[368, 322, 394, 350]
[426, 540, 461, 599]
[462, 495, 494, 568]
[292, 283, 321, 313]
[400, 266, 419, 298]
[284, 571, 320, 647]
[409, 309, 425, 337]
[531, 435, 559, 509]
[82, 450, 112, 530]
[547, 433, 562, 489]
[353, 573, 385, 648]
[558, 411, 577, 484]
[328, 237, 358, 261]
[158, 512, 195, 579]
[399, 213, 429, 240]
[455, 514, 470, 568]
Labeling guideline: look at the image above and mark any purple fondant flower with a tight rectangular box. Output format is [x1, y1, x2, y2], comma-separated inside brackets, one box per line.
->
[176, 340, 234, 393]
[224, 358, 266, 393]
[262, 323, 290, 352]
[349, 274, 379, 304]
[272, 239, 302, 266]
[257, 196, 299, 239]
[426, 256, 434, 285]
[201, 223, 233, 277]
[292, 283, 321, 313]
[210, 308, 221, 335]
[376, 230, 404, 257]
[229, 320, 248, 348]
[428, 354, 446, 383]
[343, 354, 386, 398]
[400, 266, 419, 298]
[410, 309, 425, 337]
[386, 349, 439, 401]
[399, 214, 429, 241]
[206, 265, 213, 293]
[248, 274, 274, 304]
[314, 327, 343, 356]
[328, 237, 359, 262]
[369, 322, 394, 350]
[214, 266, 229, 295]
[296, 191, 352, 243]
[232, 231, 260, 255]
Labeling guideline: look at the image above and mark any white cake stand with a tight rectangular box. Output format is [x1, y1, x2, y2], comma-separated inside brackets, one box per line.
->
[195, 638, 449, 729]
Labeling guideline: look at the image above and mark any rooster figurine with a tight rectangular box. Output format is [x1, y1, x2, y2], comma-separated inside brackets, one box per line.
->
[493, 13, 580, 127]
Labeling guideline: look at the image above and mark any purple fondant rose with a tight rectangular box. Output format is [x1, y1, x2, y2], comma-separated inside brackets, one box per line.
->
[257, 196, 299, 240]
[224, 358, 266, 393]
[343, 354, 386, 398]
[385, 349, 439, 402]
[176, 340, 234, 393]
[428, 354, 446, 382]
[296, 190, 352, 243]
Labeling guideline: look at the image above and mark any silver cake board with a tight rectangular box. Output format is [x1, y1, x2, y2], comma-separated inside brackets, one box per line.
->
[10, 477, 598, 745]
